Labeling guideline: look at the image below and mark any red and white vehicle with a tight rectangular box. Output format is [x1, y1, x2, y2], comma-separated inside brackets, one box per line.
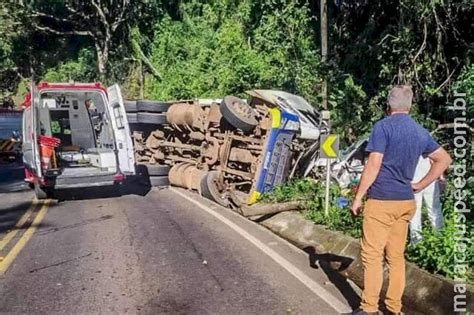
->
[22, 82, 135, 199]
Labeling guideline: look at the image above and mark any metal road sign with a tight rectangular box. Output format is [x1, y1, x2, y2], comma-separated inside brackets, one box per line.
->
[320, 134, 339, 159]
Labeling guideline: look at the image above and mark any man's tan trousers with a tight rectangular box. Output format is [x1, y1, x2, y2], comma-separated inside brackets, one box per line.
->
[360, 199, 416, 313]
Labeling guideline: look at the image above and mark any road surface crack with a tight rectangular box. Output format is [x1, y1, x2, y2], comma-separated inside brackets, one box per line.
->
[29, 252, 93, 273]
[36, 215, 113, 236]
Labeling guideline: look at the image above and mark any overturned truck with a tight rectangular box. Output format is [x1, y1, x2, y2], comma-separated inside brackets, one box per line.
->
[131, 90, 329, 207]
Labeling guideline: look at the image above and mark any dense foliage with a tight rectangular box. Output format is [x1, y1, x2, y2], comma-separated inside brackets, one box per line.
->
[406, 176, 474, 281]
[1, 0, 472, 141]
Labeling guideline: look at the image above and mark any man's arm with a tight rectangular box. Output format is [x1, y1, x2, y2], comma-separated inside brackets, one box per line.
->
[412, 147, 452, 193]
[351, 152, 384, 215]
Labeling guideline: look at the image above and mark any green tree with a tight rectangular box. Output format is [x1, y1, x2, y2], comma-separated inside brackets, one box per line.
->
[0, 6, 24, 94]
[4, 0, 162, 80]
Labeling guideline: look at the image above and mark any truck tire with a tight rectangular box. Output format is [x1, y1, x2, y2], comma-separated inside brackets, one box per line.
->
[145, 165, 170, 176]
[137, 100, 171, 113]
[200, 171, 229, 207]
[220, 96, 258, 133]
[137, 112, 167, 125]
[149, 176, 170, 187]
[126, 113, 138, 123]
[124, 100, 137, 112]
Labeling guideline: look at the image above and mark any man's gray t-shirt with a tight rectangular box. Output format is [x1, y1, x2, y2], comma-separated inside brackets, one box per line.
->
[365, 113, 440, 200]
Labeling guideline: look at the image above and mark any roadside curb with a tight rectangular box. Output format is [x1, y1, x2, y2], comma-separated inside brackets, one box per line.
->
[254, 209, 473, 314]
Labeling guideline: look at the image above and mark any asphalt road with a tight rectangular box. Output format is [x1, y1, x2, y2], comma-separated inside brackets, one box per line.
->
[0, 185, 360, 314]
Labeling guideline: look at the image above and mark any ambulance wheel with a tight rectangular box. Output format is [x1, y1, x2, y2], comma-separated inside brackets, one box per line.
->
[34, 183, 53, 200]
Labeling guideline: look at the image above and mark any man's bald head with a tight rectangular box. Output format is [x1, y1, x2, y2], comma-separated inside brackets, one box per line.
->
[388, 85, 413, 112]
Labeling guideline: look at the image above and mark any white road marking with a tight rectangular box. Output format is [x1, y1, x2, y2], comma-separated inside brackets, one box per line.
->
[170, 188, 352, 313]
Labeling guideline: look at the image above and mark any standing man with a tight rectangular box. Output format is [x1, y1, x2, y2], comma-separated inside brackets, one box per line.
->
[410, 156, 445, 244]
[350, 86, 452, 315]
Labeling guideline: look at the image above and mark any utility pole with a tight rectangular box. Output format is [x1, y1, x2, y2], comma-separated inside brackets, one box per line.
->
[139, 60, 144, 99]
[321, 0, 328, 110]
[321, 0, 330, 216]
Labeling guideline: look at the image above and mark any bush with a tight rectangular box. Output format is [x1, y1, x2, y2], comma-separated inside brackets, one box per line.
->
[144, 0, 322, 102]
[43, 49, 97, 83]
[261, 179, 363, 238]
[406, 176, 474, 282]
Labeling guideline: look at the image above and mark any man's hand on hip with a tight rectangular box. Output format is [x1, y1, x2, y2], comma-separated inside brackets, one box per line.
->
[413, 147, 452, 193]
[411, 182, 424, 193]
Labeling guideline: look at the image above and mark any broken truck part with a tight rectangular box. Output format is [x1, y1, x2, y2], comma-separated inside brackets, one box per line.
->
[132, 90, 330, 207]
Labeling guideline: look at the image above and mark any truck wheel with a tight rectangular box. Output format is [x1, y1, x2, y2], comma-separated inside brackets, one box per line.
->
[137, 113, 167, 125]
[137, 100, 171, 113]
[149, 176, 170, 187]
[220, 96, 258, 133]
[200, 171, 229, 207]
[126, 113, 138, 123]
[145, 165, 170, 176]
[124, 101, 137, 112]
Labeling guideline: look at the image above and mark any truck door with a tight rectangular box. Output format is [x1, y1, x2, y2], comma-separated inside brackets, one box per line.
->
[22, 84, 42, 177]
[107, 84, 135, 175]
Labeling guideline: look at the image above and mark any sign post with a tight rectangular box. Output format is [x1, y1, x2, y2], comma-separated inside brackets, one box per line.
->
[320, 134, 339, 216]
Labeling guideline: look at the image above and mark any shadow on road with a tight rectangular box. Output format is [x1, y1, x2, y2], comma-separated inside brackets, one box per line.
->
[55, 175, 153, 201]
[0, 201, 32, 234]
[0, 200, 55, 242]
[303, 246, 361, 310]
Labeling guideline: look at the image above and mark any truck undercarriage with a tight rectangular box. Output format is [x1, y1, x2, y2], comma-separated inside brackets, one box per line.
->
[132, 91, 330, 207]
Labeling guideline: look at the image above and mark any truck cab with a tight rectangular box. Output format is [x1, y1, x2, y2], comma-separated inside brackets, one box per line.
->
[22, 82, 135, 199]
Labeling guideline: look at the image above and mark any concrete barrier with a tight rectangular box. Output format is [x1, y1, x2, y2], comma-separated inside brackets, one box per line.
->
[257, 210, 473, 314]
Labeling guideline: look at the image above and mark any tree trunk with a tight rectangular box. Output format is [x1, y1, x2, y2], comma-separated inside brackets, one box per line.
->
[94, 34, 110, 82]
[240, 201, 304, 217]
[95, 43, 106, 81]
